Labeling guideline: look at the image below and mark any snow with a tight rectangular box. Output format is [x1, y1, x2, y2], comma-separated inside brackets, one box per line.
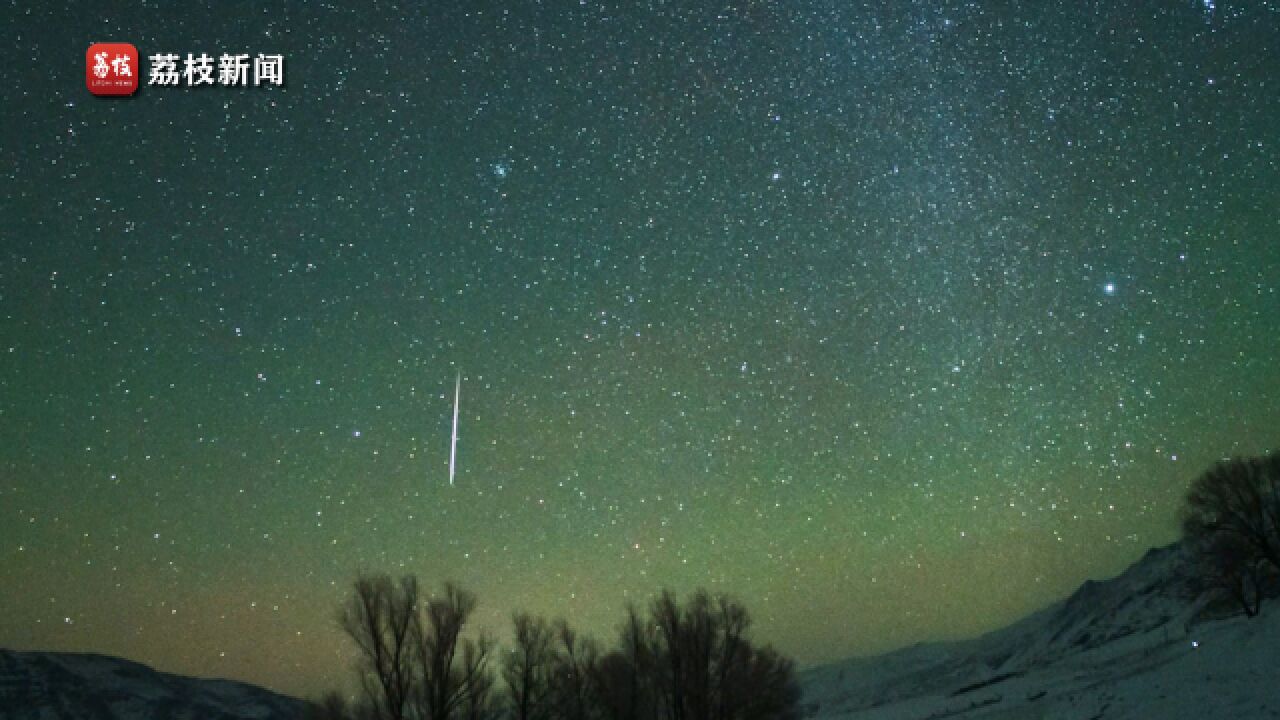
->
[799, 542, 1280, 719]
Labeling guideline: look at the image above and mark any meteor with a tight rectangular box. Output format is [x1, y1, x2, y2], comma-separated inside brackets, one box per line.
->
[448, 371, 460, 486]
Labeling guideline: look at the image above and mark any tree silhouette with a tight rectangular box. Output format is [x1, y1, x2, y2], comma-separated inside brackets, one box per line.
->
[1197, 531, 1267, 617]
[647, 589, 800, 720]
[458, 633, 499, 720]
[414, 582, 491, 720]
[338, 575, 494, 720]
[549, 618, 600, 720]
[504, 612, 555, 720]
[591, 603, 657, 720]
[334, 580, 799, 720]
[338, 575, 419, 720]
[1181, 453, 1280, 615]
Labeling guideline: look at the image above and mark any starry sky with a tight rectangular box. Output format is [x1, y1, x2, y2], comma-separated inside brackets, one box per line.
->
[3, 0, 1279, 700]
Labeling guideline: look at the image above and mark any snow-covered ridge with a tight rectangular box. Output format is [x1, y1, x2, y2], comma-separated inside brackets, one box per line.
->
[799, 540, 1279, 719]
[0, 649, 304, 720]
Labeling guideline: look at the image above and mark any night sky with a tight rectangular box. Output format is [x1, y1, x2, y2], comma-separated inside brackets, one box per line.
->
[3, 0, 1279, 700]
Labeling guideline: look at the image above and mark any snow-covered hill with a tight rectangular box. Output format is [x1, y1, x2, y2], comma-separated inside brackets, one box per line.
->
[0, 649, 305, 720]
[799, 541, 1280, 719]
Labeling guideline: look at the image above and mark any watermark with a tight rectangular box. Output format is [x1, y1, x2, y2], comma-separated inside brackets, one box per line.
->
[148, 52, 285, 87]
[86, 43, 139, 96]
[86, 44, 284, 96]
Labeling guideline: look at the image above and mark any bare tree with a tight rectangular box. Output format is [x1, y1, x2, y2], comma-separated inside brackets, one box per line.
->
[458, 633, 499, 720]
[1191, 530, 1269, 617]
[648, 589, 799, 720]
[550, 618, 599, 720]
[1182, 454, 1280, 572]
[592, 603, 656, 720]
[1182, 453, 1280, 615]
[651, 590, 686, 720]
[335, 579, 798, 720]
[414, 582, 484, 720]
[338, 577, 495, 720]
[339, 575, 419, 720]
[734, 646, 800, 720]
[712, 596, 749, 720]
[504, 612, 556, 720]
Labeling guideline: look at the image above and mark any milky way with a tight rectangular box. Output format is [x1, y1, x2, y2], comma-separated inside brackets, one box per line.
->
[2, 1, 1278, 698]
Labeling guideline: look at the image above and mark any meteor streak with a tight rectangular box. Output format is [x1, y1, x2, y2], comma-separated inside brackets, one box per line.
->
[448, 371, 460, 486]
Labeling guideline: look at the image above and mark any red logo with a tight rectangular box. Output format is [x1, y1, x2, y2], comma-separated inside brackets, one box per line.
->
[86, 43, 139, 96]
